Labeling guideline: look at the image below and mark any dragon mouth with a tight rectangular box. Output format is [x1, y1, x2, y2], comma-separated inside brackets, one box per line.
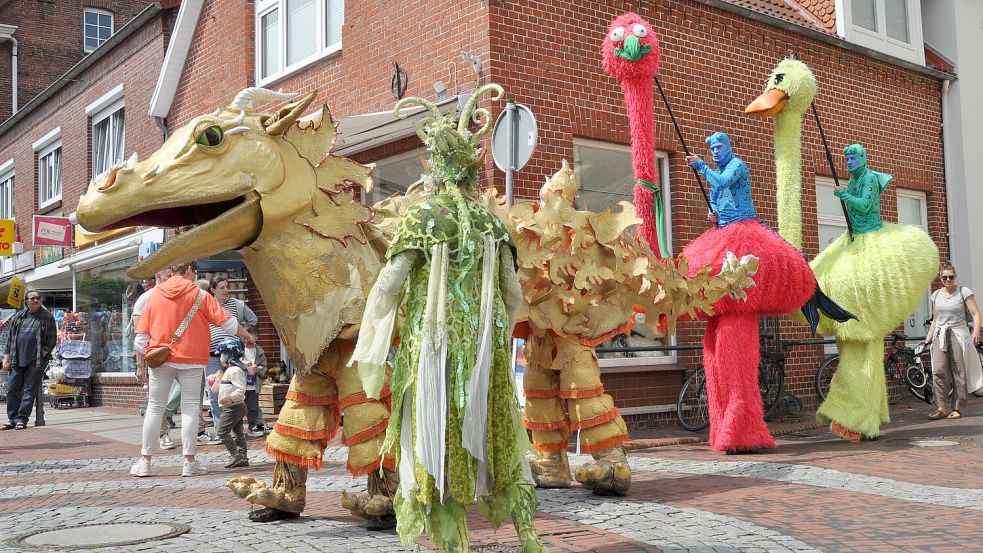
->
[124, 192, 263, 279]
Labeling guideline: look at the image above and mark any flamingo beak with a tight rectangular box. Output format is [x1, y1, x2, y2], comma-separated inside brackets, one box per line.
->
[745, 88, 789, 118]
[614, 35, 652, 62]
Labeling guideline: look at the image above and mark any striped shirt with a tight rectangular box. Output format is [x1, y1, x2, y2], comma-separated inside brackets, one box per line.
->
[208, 297, 257, 354]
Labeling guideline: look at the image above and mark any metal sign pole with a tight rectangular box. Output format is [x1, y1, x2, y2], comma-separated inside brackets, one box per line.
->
[505, 100, 515, 206]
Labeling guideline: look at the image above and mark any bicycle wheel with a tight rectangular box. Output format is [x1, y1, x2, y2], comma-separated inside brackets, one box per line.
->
[677, 366, 710, 432]
[760, 360, 784, 418]
[815, 354, 838, 401]
[885, 355, 906, 405]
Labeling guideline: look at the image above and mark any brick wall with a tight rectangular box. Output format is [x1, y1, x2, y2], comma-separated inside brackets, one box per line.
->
[0, 1, 155, 122]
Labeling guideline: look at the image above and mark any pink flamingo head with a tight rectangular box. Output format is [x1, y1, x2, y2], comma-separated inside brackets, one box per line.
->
[602, 12, 661, 82]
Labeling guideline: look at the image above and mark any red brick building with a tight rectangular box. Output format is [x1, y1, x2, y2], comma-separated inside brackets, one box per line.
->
[0, 0, 955, 420]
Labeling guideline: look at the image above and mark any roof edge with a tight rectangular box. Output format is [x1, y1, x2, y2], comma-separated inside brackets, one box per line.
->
[700, 0, 956, 80]
[0, 3, 165, 139]
[148, 0, 205, 118]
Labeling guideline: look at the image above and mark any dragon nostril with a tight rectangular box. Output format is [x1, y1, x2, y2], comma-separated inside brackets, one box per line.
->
[97, 168, 119, 192]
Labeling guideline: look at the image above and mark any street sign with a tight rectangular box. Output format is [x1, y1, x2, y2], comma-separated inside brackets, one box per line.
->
[33, 215, 73, 247]
[0, 219, 14, 256]
[492, 101, 537, 204]
[7, 275, 25, 309]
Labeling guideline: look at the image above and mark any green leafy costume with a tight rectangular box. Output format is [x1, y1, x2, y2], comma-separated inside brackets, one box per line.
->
[351, 85, 547, 552]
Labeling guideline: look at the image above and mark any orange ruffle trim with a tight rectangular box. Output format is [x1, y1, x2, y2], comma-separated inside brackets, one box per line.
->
[559, 385, 605, 399]
[532, 440, 569, 453]
[570, 408, 620, 431]
[273, 422, 338, 444]
[341, 417, 390, 447]
[339, 387, 392, 410]
[286, 390, 338, 406]
[348, 455, 397, 477]
[580, 432, 629, 453]
[523, 418, 568, 431]
[265, 444, 324, 470]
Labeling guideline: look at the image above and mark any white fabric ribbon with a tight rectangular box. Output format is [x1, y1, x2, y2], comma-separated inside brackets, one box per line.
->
[415, 243, 450, 501]
[462, 234, 497, 497]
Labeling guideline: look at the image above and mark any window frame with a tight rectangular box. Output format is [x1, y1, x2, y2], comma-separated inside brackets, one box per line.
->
[33, 128, 63, 210]
[836, 0, 924, 65]
[90, 98, 126, 180]
[572, 138, 677, 369]
[896, 188, 932, 339]
[815, 176, 848, 353]
[0, 160, 14, 221]
[365, 150, 424, 205]
[255, 0, 345, 87]
[83, 8, 114, 53]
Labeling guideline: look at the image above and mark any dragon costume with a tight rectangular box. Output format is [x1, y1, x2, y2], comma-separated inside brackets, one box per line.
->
[481, 162, 759, 493]
[811, 144, 938, 441]
[74, 88, 404, 525]
[350, 85, 547, 552]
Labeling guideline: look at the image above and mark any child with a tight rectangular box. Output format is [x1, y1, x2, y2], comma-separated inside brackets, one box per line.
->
[242, 324, 270, 437]
[215, 337, 249, 468]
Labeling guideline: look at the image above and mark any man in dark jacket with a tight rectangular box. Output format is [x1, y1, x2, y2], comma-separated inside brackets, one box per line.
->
[1, 290, 57, 429]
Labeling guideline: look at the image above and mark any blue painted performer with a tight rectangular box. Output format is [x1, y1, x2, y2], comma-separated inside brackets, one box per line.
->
[685, 132, 757, 226]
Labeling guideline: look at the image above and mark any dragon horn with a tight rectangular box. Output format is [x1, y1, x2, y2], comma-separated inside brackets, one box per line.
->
[231, 87, 299, 112]
[457, 83, 504, 141]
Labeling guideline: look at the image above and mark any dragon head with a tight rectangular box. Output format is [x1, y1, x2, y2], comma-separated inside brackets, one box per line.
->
[75, 88, 364, 279]
[745, 56, 817, 118]
[602, 12, 661, 83]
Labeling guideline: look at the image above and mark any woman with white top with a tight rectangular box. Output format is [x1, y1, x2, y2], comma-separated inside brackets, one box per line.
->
[922, 262, 982, 420]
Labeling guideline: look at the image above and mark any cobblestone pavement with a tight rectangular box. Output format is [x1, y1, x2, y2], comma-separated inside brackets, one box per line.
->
[1, 401, 981, 552]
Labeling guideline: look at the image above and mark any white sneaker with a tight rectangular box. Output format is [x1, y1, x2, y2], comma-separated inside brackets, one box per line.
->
[159, 434, 176, 450]
[129, 458, 151, 477]
[197, 433, 222, 446]
[182, 460, 209, 477]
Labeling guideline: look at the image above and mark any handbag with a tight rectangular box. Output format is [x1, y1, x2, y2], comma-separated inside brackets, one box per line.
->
[145, 290, 205, 369]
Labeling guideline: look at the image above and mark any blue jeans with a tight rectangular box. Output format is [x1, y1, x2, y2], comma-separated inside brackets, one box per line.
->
[205, 356, 224, 427]
[6, 362, 43, 424]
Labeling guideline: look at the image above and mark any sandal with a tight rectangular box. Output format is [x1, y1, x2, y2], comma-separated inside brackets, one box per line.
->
[947, 410, 961, 419]
[1, 422, 14, 430]
[927, 408, 947, 420]
[14, 422, 27, 430]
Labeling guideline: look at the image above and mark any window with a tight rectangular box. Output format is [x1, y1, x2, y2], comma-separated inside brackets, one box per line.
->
[366, 151, 424, 205]
[839, 0, 923, 64]
[256, 0, 344, 85]
[573, 139, 675, 367]
[92, 105, 125, 178]
[897, 189, 931, 339]
[815, 177, 846, 353]
[0, 163, 13, 220]
[35, 131, 62, 209]
[84, 8, 114, 52]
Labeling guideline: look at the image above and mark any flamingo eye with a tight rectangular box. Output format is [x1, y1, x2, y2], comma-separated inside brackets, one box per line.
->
[609, 27, 625, 42]
[632, 24, 648, 37]
[773, 73, 785, 85]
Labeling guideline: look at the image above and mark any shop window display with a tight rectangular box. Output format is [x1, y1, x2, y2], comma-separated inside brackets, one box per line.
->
[75, 257, 136, 373]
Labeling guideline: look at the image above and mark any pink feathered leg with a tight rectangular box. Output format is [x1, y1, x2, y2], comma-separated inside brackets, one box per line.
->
[706, 314, 776, 452]
[703, 318, 723, 447]
[633, 183, 662, 258]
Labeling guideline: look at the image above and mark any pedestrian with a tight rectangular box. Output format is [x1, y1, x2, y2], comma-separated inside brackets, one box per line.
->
[1, 290, 57, 430]
[131, 261, 251, 477]
[204, 275, 257, 430]
[215, 337, 249, 468]
[923, 262, 982, 420]
[241, 324, 270, 437]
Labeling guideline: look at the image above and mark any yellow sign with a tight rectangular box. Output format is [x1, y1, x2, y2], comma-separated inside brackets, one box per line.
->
[0, 219, 14, 256]
[7, 275, 25, 309]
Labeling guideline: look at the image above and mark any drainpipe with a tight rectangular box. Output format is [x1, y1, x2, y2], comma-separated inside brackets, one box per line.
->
[154, 115, 169, 141]
[9, 36, 15, 114]
[940, 78, 954, 260]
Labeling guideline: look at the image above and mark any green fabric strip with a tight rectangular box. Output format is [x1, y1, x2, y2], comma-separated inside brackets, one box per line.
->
[637, 178, 670, 258]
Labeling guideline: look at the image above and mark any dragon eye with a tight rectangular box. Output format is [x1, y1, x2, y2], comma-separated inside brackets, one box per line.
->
[632, 24, 647, 37]
[196, 126, 224, 147]
[609, 27, 625, 42]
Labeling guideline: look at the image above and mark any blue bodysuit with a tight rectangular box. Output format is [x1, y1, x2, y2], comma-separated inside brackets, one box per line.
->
[688, 132, 757, 227]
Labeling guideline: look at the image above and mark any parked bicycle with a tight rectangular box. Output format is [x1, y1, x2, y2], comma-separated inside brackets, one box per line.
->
[677, 327, 786, 432]
[815, 332, 922, 404]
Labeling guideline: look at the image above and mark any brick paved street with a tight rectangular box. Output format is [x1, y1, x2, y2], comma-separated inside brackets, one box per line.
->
[1, 400, 981, 552]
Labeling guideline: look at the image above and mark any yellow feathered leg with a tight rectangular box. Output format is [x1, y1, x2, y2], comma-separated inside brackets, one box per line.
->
[817, 338, 889, 440]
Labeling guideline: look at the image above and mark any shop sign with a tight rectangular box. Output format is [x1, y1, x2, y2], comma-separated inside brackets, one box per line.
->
[33, 215, 73, 247]
[39, 246, 64, 266]
[7, 275, 25, 308]
[0, 219, 14, 256]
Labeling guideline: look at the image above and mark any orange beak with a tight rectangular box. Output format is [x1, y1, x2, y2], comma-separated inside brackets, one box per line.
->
[745, 88, 789, 118]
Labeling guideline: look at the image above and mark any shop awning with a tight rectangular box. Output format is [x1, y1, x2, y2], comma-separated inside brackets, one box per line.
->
[334, 94, 469, 157]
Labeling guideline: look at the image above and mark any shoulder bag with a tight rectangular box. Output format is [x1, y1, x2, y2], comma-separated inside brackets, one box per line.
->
[145, 290, 205, 368]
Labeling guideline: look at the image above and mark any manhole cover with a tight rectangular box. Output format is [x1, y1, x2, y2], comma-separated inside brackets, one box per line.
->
[11, 522, 190, 549]
[909, 439, 960, 447]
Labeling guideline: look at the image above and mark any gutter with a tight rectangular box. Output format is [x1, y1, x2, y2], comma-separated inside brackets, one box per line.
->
[0, 3, 164, 140]
[697, 0, 956, 81]
[148, 0, 205, 119]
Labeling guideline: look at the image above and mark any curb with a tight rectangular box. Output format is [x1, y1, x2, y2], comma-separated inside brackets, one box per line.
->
[623, 417, 827, 452]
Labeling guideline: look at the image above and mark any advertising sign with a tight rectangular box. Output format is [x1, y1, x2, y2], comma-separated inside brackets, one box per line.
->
[7, 275, 25, 309]
[33, 215, 73, 247]
[0, 219, 14, 256]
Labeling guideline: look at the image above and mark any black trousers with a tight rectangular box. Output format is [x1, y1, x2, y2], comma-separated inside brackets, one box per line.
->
[6, 362, 43, 424]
